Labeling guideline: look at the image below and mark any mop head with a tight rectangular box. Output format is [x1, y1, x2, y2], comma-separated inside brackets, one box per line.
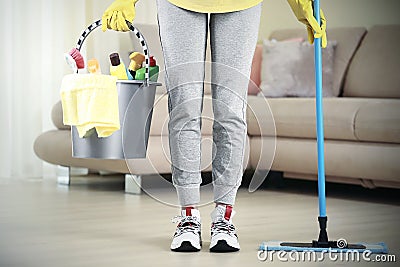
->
[259, 241, 388, 254]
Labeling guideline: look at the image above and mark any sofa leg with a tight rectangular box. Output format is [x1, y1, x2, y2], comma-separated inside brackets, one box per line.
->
[57, 166, 70, 185]
[125, 174, 142, 195]
[56, 165, 89, 185]
[98, 170, 118, 175]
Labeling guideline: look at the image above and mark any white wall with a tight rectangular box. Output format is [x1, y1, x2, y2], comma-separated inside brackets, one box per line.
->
[260, 0, 400, 39]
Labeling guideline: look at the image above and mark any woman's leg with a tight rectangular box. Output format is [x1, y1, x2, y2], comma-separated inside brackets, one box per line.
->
[157, 0, 208, 252]
[156, 0, 208, 207]
[209, 4, 262, 205]
[208, 4, 262, 253]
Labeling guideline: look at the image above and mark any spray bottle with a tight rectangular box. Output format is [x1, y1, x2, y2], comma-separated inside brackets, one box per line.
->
[135, 56, 159, 82]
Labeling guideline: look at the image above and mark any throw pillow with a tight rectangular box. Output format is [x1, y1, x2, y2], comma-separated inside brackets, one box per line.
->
[248, 44, 263, 95]
[260, 39, 337, 97]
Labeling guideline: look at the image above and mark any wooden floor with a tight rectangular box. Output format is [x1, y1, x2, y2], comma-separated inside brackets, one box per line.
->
[0, 174, 399, 267]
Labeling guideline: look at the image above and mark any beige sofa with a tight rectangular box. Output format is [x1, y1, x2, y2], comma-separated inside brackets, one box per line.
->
[34, 24, 400, 192]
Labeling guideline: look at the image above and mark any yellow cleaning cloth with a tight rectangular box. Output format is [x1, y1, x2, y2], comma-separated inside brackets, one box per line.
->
[61, 74, 120, 138]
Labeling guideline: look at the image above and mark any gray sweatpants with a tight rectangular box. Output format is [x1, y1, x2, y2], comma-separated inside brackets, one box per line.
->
[156, 0, 262, 206]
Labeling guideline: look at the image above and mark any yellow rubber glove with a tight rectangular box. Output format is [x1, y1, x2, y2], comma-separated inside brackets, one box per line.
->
[102, 0, 139, 32]
[287, 0, 327, 48]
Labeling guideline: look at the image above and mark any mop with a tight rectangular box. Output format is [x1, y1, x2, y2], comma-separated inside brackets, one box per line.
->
[259, 0, 388, 254]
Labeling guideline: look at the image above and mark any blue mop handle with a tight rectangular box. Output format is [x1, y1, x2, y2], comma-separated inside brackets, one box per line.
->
[313, 0, 326, 218]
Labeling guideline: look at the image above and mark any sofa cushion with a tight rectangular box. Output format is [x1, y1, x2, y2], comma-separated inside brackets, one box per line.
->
[270, 27, 367, 96]
[248, 44, 263, 95]
[149, 94, 214, 136]
[52, 101, 70, 130]
[247, 97, 367, 140]
[343, 25, 400, 98]
[250, 137, 400, 182]
[354, 100, 400, 143]
[247, 96, 365, 141]
[247, 96, 400, 143]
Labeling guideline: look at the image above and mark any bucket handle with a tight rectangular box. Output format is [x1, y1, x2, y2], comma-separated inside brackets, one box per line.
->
[75, 20, 150, 87]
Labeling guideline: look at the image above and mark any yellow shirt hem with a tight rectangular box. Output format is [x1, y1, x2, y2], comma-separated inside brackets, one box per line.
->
[167, 0, 263, 13]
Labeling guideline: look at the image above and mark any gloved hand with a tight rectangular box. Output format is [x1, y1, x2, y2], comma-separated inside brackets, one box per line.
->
[287, 0, 327, 48]
[102, 0, 139, 32]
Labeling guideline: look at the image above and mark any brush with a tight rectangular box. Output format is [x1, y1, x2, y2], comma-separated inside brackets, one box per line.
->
[64, 48, 85, 72]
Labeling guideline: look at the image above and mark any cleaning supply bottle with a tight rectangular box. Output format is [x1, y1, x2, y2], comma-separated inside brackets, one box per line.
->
[126, 69, 134, 80]
[135, 56, 159, 82]
[109, 53, 128, 80]
[128, 52, 145, 78]
[87, 58, 101, 74]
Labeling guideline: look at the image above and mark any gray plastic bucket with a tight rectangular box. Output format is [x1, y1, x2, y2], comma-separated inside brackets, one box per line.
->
[69, 20, 161, 159]
[71, 80, 161, 159]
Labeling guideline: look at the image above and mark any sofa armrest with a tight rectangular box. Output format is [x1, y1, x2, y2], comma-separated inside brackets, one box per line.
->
[52, 101, 70, 130]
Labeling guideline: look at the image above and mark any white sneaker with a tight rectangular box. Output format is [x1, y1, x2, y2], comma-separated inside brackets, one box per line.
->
[210, 205, 240, 252]
[170, 207, 202, 252]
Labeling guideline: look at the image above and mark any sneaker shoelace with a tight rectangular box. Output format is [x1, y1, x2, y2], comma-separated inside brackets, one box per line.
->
[211, 219, 237, 236]
[172, 215, 201, 237]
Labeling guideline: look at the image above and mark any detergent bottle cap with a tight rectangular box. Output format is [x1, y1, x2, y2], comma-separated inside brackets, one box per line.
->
[110, 53, 121, 66]
[150, 56, 156, 67]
